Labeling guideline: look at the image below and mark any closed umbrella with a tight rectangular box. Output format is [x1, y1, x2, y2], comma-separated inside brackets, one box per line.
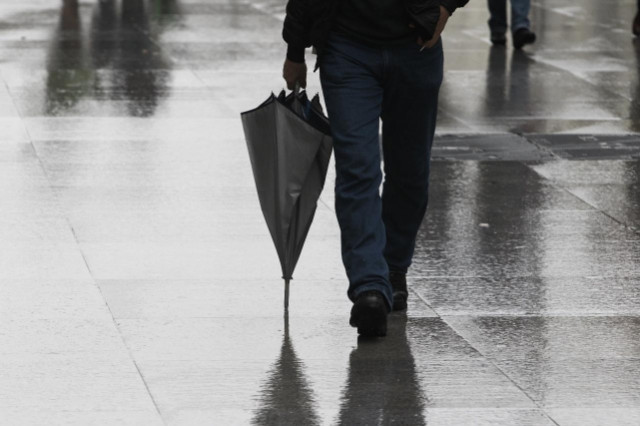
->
[241, 90, 333, 309]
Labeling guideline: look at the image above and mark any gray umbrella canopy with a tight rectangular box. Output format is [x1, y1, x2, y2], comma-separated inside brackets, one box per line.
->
[241, 91, 333, 309]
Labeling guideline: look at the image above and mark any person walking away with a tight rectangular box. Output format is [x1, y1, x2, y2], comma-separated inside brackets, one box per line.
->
[487, 0, 536, 48]
[281, 0, 468, 337]
[634, 0, 640, 36]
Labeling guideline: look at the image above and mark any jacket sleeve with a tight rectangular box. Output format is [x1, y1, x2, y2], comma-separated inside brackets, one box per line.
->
[440, 0, 469, 16]
[282, 0, 311, 63]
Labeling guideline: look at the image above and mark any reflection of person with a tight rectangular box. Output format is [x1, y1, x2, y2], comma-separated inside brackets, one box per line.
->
[630, 38, 640, 132]
[337, 316, 425, 424]
[634, 0, 640, 36]
[46, 0, 174, 117]
[487, 0, 536, 49]
[46, 0, 91, 114]
[281, 0, 468, 337]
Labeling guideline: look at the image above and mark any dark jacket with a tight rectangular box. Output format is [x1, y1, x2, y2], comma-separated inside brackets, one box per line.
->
[283, 0, 469, 62]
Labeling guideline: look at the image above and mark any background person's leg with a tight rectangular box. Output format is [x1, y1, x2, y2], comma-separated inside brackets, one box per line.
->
[510, 0, 535, 48]
[510, 0, 531, 32]
[634, 0, 640, 35]
[487, 0, 508, 34]
[381, 39, 443, 275]
[320, 35, 393, 310]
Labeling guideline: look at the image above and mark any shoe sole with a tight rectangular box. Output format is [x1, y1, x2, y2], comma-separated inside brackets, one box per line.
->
[350, 306, 387, 337]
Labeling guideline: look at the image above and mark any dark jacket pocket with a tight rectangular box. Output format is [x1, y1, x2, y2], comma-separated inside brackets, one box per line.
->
[404, 0, 441, 41]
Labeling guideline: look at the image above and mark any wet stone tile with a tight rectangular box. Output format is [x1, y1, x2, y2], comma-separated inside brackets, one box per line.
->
[0, 411, 164, 426]
[532, 160, 640, 185]
[98, 279, 352, 319]
[61, 206, 332, 243]
[415, 275, 640, 316]
[23, 117, 242, 142]
[0, 0, 639, 424]
[0, 279, 114, 320]
[0, 142, 36, 162]
[412, 236, 640, 278]
[431, 134, 551, 161]
[427, 162, 594, 212]
[0, 212, 77, 243]
[0, 354, 157, 412]
[0, 118, 31, 142]
[124, 317, 534, 424]
[532, 160, 640, 229]
[32, 139, 242, 163]
[0, 242, 92, 280]
[444, 317, 640, 407]
[0, 318, 130, 357]
[424, 409, 556, 426]
[529, 135, 640, 159]
[419, 209, 637, 241]
[80, 239, 343, 281]
[547, 408, 640, 426]
[42, 163, 255, 188]
[445, 316, 640, 361]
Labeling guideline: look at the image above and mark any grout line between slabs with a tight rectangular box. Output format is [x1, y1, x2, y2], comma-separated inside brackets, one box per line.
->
[439, 314, 562, 426]
[23, 110, 169, 426]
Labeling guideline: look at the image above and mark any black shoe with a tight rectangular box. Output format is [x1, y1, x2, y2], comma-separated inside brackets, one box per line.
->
[634, 12, 640, 36]
[389, 271, 408, 311]
[349, 291, 389, 337]
[513, 28, 536, 49]
[490, 32, 507, 45]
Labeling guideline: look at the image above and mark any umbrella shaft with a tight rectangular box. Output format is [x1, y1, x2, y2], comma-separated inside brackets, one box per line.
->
[284, 278, 290, 310]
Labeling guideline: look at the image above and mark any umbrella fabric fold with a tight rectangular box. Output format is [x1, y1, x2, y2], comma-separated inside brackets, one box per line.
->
[241, 91, 333, 308]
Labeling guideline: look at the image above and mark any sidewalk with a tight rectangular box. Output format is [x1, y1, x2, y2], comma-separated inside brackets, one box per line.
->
[0, 0, 639, 425]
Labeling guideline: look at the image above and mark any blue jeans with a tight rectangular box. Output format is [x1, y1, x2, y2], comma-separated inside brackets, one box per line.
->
[488, 0, 531, 33]
[319, 34, 443, 309]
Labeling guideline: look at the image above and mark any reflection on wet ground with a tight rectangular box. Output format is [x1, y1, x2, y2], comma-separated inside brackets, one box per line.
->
[0, 0, 639, 425]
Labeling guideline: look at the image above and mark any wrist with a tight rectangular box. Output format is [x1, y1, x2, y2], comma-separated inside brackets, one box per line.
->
[286, 45, 306, 63]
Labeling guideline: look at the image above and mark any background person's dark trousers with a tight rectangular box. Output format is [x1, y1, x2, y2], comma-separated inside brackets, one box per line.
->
[634, 0, 640, 36]
[488, 0, 531, 34]
[319, 34, 443, 310]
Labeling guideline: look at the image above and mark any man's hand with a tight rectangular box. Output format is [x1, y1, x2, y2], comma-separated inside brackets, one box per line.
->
[283, 59, 307, 91]
[417, 6, 450, 50]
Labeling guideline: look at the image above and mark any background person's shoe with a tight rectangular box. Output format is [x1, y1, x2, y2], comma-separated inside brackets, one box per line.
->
[513, 28, 536, 49]
[634, 12, 640, 36]
[349, 291, 389, 337]
[490, 32, 507, 45]
[389, 271, 408, 311]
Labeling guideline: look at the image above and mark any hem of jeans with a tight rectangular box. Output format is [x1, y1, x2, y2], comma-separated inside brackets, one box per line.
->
[488, 25, 508, 34]
[387, 265, 408, 275]
[511, 25, 531, 34]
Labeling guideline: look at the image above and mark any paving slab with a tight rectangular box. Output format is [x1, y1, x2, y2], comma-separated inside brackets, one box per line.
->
[0, 0, 639, 424]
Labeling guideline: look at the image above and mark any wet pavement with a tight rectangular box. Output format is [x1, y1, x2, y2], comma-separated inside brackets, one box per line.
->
[1, 0, 640, 425]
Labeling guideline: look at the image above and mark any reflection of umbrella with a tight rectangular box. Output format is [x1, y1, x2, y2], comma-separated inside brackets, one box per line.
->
[252, 313, 320, 425]
[241, 90, 333, 309]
